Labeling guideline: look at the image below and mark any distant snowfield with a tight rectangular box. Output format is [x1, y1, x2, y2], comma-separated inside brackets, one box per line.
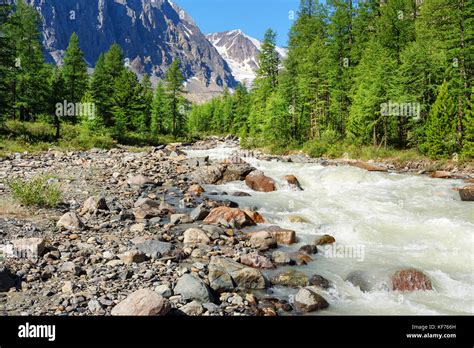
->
[207, 29, 287, 87]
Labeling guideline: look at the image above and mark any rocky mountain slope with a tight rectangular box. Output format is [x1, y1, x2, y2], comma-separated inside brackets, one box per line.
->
[207, 29, 287, 87]
[26, 0, 237, 101]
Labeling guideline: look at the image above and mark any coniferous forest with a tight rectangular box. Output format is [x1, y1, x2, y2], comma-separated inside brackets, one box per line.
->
[0, 0, 473, 160]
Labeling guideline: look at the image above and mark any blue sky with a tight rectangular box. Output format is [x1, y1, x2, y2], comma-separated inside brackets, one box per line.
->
[173, 0, 301, 47]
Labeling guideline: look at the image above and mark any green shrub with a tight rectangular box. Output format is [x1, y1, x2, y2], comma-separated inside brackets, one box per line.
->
[8, 176, 62, 207]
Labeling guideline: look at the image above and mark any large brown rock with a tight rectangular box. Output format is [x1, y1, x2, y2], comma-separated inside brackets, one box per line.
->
[283, 175, 303, 191]
[218, 163, 255, 184]
[208, 256, 266, 292]
[203, 207, 257, 228]
[245, 170, 276, 192]
[255, 225, 296, 245]
[248, 231, 277, 251]
[392, 269, 433, 292]
[459, 185, 474, 201]
[56, 212, 84, 231]
[429, 171, 452, 179]
[294, 287, 329, 312]
[350, 161, 387, 172]
[111, 289, 171, 316]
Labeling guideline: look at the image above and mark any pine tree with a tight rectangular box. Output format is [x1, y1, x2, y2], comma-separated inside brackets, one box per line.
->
[0, 0, 15, 122]
[164, 60, 185, 136]
[62, 32, 88, 122]
[461, 86, 473, 158]
[135, 74, 153, 133]
[49, 66, 65, 139]
[151, 82, 166, 137]
[423, 80, 458, 157]
[111, 69, 139, 139]
[256, 29, 280, 88]
[10, 0, 50, 120]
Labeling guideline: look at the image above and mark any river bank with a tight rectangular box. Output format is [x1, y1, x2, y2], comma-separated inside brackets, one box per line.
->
[0, 137, 472, 316]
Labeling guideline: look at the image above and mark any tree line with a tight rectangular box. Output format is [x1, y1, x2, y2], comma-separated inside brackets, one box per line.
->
[0, 0, 187, 142]
[188, 0, 473, 158]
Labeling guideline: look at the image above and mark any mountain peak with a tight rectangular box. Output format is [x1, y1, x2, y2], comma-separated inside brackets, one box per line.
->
[206, 29, 286, 87]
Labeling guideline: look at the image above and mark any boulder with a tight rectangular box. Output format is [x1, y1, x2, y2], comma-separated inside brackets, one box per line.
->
[203, 207, 257, 228]
[271, 251, 291, 265]
[174, 274, 214, 302]
[218, 163, 255, 184]
[80, 196, 108, 215]
[118, 250, 147, 264]
[208, 256, 266, 292]
[240, 252, 274, 269]
[136, 240, 173, 259]
[127, 175, 155, 186]
[283, 175, 303, 191]
[299, 245, 318, 255]
[232, 191, 252, 197]
[189, 204, 210, 221]
[0, 265, 15, 292]
[289, 252, 312, 265]
[429, 171, 452, 179]
[243, 210, 265, 223]
[111, 289, 170, 316]
[314, 234, 336, 246]
[270, 269, 308, 287]
[459, 185, 474, 201]
[245, 170, 276, 192]
[392, 269, 432, 292]
[255, 225, 295, 245]
[10, 238, 46, 257]
[248, 231, 277, 251]
[183, 228, 210, 245]
[294, 287, 329, 312]
[188, 184, 205, 195]
[350, 161, 387, 172]
[345, 270, 375, 292]
[180, 300, 204, 316]
[309, 275, 331, 290]
[57, 212, 84, 231]
[190, 165, 225, 184]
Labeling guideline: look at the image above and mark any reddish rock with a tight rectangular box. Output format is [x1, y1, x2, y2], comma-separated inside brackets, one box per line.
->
[203, 207, 257, 228]
[243, 210, 265, 223]
[350, 161, 387, 172]
[392, 269, 433, 292]
[245, 170, 276, 192]
[283, 175, 303, 190]
[459, 185, 474, 201]
[255, 225, 295, 245]
[111, 289, 171, 316]
[429, 171, 452, 179]
[188, 184, 205, 195]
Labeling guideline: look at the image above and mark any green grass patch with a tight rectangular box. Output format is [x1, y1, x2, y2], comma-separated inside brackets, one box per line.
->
[8, 175, 62, 208]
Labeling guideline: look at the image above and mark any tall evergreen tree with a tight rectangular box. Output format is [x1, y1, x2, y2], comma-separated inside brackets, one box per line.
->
[0, 0, 15, 122]
[62, 32, 88, 122]
[164, 60, 185, 136]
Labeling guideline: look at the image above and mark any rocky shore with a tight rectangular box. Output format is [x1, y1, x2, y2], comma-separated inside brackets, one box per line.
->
[0, 137, 471, 316]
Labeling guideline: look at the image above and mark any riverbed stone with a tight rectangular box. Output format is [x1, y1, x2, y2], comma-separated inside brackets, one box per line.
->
[283, 175, 303, 190]
[245, 170, 276, 192]
[174, 274, 214, 302]
[183, 228, 210, 245]
[459, 185, 474, 201]
[314, 234, 336, 246]
[0, 266, 15, 292]
[111, 289, 170, 316]
[239, 252, 274, 269]
[345, 270, 375, 292]
[136, 240, 173, 259]
[391, 269, 433, 292]
[127, 175, 155, 186]
[11, 238, 46, 257]
[248, 231, 277, 251]
[309, 275, 331, 289]
[294, 287, 329, 312]
[80, 196, 108, 215]
[270, 269, 308, 287]
[255, 225, 296, 245]
[203, 206, 257, 228]
[57, 212, 84, 231]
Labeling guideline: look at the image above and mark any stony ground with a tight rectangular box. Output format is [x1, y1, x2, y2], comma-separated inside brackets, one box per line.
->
[0, 137, 471, 316]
